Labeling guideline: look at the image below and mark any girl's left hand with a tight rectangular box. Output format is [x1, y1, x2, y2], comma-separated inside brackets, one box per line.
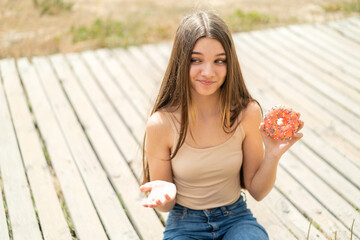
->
[140, 180, 176, 208]
[259, 113, 304, 160]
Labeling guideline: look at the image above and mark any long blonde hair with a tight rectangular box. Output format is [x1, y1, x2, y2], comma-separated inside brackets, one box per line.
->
[142, 11, 257, 186]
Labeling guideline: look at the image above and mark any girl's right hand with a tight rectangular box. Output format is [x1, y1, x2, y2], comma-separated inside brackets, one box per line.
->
[139, 180, 176, 208]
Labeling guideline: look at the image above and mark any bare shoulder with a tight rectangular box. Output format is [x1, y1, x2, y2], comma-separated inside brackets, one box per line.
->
[241, 101, 263, 130]
[242, 101, 262, 120]
[146, 110, 171, 134]
[146, 109, 174, 148]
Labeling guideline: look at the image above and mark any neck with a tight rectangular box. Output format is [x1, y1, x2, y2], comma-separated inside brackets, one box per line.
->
[191, 91, 222, 120]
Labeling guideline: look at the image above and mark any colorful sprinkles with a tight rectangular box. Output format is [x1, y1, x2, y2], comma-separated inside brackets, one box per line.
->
[263, 105, 300, 141]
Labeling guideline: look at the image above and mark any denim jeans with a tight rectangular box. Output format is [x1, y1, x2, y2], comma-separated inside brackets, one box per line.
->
[163, 195, 269, 240]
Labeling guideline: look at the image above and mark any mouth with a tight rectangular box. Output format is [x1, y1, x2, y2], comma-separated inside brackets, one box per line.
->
[198, 80, 215, 86]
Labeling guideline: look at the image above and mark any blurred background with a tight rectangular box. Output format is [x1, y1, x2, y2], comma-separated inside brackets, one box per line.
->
[1, 0, 359, 59]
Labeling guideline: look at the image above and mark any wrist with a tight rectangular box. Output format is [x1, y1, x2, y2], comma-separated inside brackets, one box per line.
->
[264, 151, 281, 163]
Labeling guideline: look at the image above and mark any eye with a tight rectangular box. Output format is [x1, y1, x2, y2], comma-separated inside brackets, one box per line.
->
[215, 59, 227, 64]
[191, 58, 201, 63]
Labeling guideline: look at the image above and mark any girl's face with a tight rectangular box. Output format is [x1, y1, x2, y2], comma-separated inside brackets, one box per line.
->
[189, 38, 227, 97]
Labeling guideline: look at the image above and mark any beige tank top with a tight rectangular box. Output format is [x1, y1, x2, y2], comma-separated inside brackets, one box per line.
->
[165, 111, 245, 210]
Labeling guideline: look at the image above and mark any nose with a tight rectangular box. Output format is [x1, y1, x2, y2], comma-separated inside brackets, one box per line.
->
[201, 62, 215, 78]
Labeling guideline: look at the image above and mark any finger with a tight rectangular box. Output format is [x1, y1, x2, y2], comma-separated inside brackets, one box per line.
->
[259, 123, 268, 138]
[142, 199, 159, 208]
[293, 132, 303, 139]
[155, 199, 162, 206]
[296, 120, 305, 132]
[164, 194, 171, 201]
[139, 187, 152, 193]
[143, 202, 157, 208]
[259, 122, 265, 131]
[139, 184, 153, 192]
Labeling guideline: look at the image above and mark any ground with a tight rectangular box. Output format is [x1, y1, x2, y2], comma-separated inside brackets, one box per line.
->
[0, 0, 359, 59]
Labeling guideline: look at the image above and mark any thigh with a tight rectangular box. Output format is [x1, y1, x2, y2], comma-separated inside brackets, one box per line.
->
[163, 206, 212, 240]
[222, 220, 269, 240]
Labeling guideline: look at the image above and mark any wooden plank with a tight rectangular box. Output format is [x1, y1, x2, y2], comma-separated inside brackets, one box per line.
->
[276, 166, 353, 239]
[81, 51, 146, 145]
[16, 58, 108, 240]
[288, 24, 360, 79]
[313, 23, 360, 57]
[344, 22, 360, 34]
[239, 49, 360, 181]
[337, 18, 360, 38]
[141, 44, 170, 74]
[235, 38, 356, 237]
[234, 32, 360, 153]
[248, 28, 360, 149]
[95, 49, 151, 121]
[93, 48, 170, 223]
[270, 27, 360, 92]
[245, 63, 360, 184]
[241, 32, 360, 118]
[246, 195, 297, 239]
[32, 56, 139, 240]
[288, 25, 360, 77]
[80, 50, 147, 176]
[65, 53, 140, 166]
[0, 59, 43, 240]
[233, 35, 360, 170]
[244, 67, 360, 225]
[2, 59, 72, 240]
[113, 48, 159, 101]
[241, 71, 330, 240]
[298, 22, 360, 59]
[302, 24, 360, 62]
[253, 27, 360, 105]
[78, 50, 145, 175]
[283, 153, 360, 238]
[51, 53, 164, 240]
[348, 17, 360, 28]
[261, 189, 326, 239]
[0, 62, 10, 240]
[291, 134, 360, 210]
[326, 21, 360, 44]
[128, 46, 164, 83]
[0, 151, 9, 240]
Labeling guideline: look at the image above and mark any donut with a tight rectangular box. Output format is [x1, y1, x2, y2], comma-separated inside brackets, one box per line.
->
[263, 105, 300, 141]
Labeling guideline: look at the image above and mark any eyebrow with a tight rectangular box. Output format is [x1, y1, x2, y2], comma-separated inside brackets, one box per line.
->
[191, 51, 226, 56]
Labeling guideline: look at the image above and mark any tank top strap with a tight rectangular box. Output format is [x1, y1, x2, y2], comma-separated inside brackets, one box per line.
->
[163, 109, 179, 154]
[164, 109, 179, 135]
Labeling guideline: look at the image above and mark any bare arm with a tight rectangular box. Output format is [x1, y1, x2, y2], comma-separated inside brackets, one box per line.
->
[241, 102, 304, 201]
[140, 111, 177, 212]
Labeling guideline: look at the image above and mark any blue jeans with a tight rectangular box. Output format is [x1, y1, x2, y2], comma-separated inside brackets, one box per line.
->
[163, 195, 269, 240]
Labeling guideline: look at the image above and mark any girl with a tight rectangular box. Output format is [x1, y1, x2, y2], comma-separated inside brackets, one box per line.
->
[140, 11, 303, 239]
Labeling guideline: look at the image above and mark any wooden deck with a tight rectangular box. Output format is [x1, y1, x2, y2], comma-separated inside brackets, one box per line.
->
[0, 17, 359, 240]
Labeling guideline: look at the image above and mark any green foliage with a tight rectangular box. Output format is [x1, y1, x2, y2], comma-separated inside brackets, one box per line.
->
[70, 18, 144, 48]
[307, 219, 356, 240]
[322, 0, 360, 13]
[33, 0, 73, 15]
[225, 9, 278, 32]
[235, 9, 271, 24]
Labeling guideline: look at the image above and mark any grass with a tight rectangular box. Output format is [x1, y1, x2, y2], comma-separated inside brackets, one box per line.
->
[2, 0, 360, 58]
[225, 9, 278, 32]
[69, 16, 176, 49]
[306, 219, 356, 240]
[33, 0, 73, 15]
[0, 173, 13, 239]
[322, 0, 360, 13]
[70, 18, 135, 48]
[69, 9, 283, 49]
